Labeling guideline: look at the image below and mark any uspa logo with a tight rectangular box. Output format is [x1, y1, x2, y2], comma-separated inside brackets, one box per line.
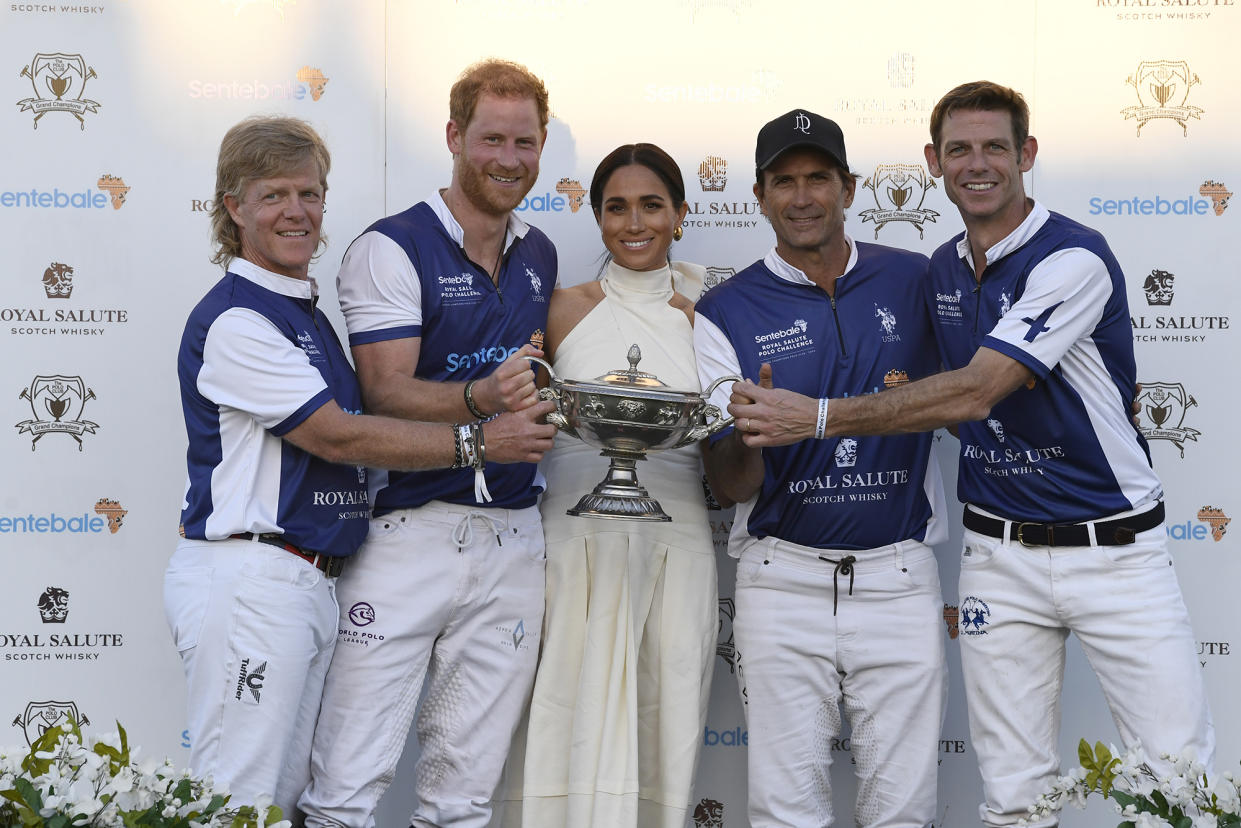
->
[15, 375, 99, 450]
[692, 798, 725, 828]
[697, 155, 727, 192]
[11, 700, 90, 746]
[859, 163, 939, 238]
[1121, 60, 1203, 136]
[16, 52, 100, 130]
[37, 587, 69, 623]
[1136, 381, 1201, 456]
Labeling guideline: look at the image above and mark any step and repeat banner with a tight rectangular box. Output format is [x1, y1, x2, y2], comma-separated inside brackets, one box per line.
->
[1, 2, 1235, 826]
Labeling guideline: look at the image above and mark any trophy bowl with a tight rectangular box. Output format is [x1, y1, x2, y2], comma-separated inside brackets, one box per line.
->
[529, 344, 740, 522]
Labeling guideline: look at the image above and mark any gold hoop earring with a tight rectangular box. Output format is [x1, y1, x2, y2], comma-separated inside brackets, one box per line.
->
[672, 225, 683, 241]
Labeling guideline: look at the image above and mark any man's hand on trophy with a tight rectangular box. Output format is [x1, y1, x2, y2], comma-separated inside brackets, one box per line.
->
[476, 344, 545, 414]
[482, 400, 558, 464]
[728, 363, 818, 448]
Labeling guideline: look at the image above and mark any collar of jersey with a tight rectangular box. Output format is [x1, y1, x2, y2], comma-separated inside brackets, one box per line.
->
[956, 199, 1050, 270]
[228, 257, 318, 300]
[430, 189, 530, 255]
[762, 233, 858, 287]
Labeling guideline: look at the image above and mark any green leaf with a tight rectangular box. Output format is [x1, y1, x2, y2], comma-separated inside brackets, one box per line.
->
[1077, 739, 1094, 768]
[10, 779, 41, 815]
[1174, 817, 1192, 828]
[1094, 741, 1113, 767]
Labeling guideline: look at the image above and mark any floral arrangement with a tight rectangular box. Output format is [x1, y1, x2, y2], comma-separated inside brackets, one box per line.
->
[1023, 739, 1239, 828]
[0, 721, 289, 827]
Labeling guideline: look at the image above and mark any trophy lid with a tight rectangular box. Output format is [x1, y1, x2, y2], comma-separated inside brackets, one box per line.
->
[593, 344, 667, 388]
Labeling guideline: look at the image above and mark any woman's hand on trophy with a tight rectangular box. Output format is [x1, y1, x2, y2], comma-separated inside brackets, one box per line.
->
[476, 344, 545, 414]
[482, 400, 559, 464]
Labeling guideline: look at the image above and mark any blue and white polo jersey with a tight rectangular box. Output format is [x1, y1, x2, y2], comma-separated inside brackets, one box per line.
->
[927, 201, 1161, 523]
[178, 258, 369, 557]
[337, 192, 555, 514]
[695, 240, 947, 552]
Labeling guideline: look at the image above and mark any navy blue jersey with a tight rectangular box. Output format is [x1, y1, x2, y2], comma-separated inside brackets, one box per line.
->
[179, 259, 369, 556]
[337, 195, 555, 513]
[928, 203, 1161, 523]
[695, 243, 946, 550]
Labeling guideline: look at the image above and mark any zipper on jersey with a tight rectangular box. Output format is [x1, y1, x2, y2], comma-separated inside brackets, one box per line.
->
[828, 293, 847, 355]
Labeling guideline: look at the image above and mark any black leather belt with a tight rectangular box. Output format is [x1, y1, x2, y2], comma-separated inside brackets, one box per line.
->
[962, 502, 1165, 548]
[230, 532, 345, 577]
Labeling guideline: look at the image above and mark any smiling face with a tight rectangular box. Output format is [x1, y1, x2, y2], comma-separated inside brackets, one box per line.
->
[925, 108, 1036, 240]
[755, 147, 855, 268]
[448, 92, 544, 216]
[596, 164, 688, 272]
[223, 158, 324, 280]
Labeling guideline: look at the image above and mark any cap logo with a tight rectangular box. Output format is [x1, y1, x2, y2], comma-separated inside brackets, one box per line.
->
[793, 112, 811, 134]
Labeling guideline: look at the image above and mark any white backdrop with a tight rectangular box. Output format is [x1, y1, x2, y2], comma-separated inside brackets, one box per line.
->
[1, 2, 1236, 827]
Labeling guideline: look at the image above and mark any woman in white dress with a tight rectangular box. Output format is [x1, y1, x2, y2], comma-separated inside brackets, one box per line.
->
[507, 144, 718, 828]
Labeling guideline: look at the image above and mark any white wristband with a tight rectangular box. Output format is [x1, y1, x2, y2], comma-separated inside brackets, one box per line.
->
[815, 397, 829, 440]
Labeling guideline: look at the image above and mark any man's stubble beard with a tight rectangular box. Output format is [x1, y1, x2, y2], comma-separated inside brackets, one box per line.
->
[456, 150, 535, 217]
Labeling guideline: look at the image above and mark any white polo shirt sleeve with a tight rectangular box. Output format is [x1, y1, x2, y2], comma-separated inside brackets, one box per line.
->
[198, 307, 333, 436]
[982, 247, 1111, 379]
[693, 312, 743, 438]
[336, 230, 424, 345]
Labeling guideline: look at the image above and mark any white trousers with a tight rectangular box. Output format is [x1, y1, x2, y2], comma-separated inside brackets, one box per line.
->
[957, 516, 1215, 828]
[734, 537, 946, 828]
[163, 536, 340, 822]
[300, 501, 545, 828]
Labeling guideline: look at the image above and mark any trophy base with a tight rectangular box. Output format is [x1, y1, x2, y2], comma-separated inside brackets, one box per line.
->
[566, 452, 672, 522]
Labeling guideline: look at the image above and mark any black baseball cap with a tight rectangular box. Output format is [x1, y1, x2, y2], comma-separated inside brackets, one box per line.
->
[755, 109, 848, 173]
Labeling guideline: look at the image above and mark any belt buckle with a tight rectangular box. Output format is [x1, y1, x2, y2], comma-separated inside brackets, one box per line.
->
[322, 555, 345, 578]
[1015, 522, 1045, 548]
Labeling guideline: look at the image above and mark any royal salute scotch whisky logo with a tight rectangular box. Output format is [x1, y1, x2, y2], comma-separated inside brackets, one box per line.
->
[37, 587, 70, 623]
[15, 375, 98, 450]
[692, 798, 725, 827]
[42, 262, 74, 298]
[888, 52, 915, 88]
[859, 164, 939, 239]
[1136, 381, 1201, 456]
[698, 155, 727, 192]
[1144, 269, 1175, 305]
[1122, 60, 1204, 136]
[11, 701, 90, 746]
[16, 52, 100, 129]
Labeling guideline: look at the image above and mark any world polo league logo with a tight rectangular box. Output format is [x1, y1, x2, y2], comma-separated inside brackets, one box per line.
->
[17, 53, 100, 130]
[1137, 381, 1201, 456]
[1121, 60, 1204, 137]
[859, 164, 939, 239]
[11, 701, 90, 746]
[16, 375, 99, 450]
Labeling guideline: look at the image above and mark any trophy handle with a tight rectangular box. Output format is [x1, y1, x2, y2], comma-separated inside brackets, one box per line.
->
[528, 356, 577, 437]
[671, 375, 742, 447]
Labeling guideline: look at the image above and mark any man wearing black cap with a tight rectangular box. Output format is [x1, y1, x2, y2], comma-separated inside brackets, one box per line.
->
[693, 109, 948, 827]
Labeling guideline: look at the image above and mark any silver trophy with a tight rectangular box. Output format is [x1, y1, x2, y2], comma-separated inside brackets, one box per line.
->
[529, 344, 739, 521]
